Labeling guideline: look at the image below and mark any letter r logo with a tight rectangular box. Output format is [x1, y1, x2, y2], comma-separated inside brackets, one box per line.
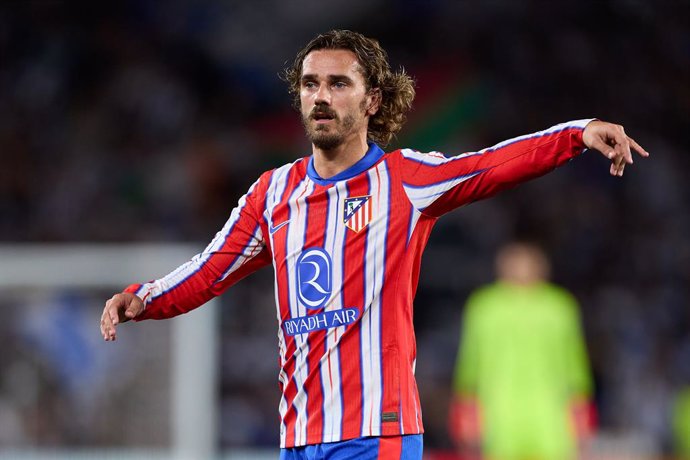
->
[296, 248, 332, 310]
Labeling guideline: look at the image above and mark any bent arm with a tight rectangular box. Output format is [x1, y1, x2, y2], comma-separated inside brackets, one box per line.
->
[127, 244, 271, 320]
[127, 181, 270, 320]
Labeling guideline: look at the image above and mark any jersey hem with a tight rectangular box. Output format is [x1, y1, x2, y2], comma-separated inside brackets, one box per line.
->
[280, 426, 425, 448]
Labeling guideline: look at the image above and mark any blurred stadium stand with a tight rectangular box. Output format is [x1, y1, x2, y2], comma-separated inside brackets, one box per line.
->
[0, 0, 688, 458]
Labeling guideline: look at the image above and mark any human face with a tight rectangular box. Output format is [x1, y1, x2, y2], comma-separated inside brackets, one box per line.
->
[496, 245, 549, 285]
[299, 49, 379, 151]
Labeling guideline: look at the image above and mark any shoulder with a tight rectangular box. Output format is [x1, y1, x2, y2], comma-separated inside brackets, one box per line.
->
[542, 283, 577, 301]
[466, 283, 504, 306]
[540, 283, 580, 314]
[255, 157, 309, 190]
[394, 148, 448, 163]
[242, 158, 309, 212]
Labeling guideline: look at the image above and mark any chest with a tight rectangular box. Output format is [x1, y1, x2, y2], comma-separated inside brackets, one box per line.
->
[264, 166, 410, 256]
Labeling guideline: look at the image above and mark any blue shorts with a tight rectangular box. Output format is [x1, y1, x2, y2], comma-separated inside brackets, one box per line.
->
[279, 434, 423, 460]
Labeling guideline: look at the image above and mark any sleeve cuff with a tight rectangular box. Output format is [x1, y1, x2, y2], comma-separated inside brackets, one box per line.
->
[124, 283, 150, 308]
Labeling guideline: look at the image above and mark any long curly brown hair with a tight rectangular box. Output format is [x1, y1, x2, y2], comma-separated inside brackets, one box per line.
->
[283, 30, 416, 146]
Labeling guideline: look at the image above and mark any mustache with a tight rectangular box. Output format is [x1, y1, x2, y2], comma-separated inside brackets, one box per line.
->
[309, 105, 337, 119]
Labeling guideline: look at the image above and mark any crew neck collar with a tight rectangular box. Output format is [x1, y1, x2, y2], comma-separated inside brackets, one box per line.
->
[307, 143, 385, 186]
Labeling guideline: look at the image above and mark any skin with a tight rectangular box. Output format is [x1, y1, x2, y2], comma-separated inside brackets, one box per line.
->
[100, 48, 649, 341]
[496, 243, 550, 286]
[299, 49, 381, 179]
[582, 120, 649, 177]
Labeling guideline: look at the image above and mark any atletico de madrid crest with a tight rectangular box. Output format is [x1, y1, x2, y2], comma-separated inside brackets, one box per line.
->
[343, 195, 373, 233]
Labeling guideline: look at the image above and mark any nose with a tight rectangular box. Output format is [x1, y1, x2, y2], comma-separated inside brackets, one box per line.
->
[314, 83, 331, 105]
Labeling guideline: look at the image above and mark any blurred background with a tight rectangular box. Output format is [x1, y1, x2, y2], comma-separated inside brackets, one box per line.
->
[0, 0, 688, 458]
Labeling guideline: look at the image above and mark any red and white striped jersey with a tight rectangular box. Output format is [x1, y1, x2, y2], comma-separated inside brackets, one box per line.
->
[125, 119, 592, 448]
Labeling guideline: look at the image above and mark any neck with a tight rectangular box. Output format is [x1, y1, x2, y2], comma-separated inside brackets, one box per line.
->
[500, 277, 542, 287]
[311, 133, 369, 179]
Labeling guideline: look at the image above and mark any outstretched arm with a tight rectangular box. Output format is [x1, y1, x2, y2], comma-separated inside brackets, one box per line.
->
[400, 119, 649, 218]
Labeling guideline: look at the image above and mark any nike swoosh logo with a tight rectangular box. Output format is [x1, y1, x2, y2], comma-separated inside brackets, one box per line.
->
[269, 220, 290, 235]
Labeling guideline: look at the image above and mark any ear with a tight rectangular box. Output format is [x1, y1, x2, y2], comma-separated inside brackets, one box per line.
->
[366, 88, 382, 116]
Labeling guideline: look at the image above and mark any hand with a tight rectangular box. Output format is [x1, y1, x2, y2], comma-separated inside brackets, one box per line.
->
[100, 292, 145, 341]
[571, 397, 596, 441]
[582, 120, 649, 177]
[448, 396, 481, 447]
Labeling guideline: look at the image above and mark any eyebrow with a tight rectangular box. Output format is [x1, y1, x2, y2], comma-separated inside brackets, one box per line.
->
[301, 74, 356, 84]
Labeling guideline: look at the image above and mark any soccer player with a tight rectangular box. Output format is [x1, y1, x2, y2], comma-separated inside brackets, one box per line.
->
[100, 30, 648, 460]
[450, 242, 594, 460]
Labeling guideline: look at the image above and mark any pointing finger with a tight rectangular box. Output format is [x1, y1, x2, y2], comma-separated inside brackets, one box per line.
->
[629, 136, 649, 157]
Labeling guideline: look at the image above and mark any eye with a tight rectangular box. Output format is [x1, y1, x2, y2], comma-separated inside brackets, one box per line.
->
[302, 81, 317, 90]
[332, 81, 347, 89]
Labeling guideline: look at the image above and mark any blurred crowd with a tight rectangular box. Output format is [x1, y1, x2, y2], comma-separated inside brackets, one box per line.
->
[0, 0, 688, 456]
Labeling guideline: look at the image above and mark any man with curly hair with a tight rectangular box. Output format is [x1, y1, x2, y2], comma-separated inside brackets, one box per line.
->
[100, 30, 648, 459]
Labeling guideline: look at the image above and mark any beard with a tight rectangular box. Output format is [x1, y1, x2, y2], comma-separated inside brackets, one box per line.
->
[305, 116, 356, 150]
[302, 102, 362, 150]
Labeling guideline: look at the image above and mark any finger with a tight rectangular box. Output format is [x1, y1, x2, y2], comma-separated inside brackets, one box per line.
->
[611, 151, 624, 174]
[614, 155, 625, 170]
[628, 136, 649, 157]
[615, 126, 634, 165]
[106, 297, 120, 326]
[610, 158, 626, 177]
[100, 314, 108, 338]
[124, 296, 144, 320]
[124, 302, 139, 319]
[611, 132, 633, 165]
[101, 301, 112, 338]
[614, 160, 625, 177]
[101, 310, 116, 341]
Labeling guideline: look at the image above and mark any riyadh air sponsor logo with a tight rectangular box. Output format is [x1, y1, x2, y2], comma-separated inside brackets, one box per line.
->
[283, 308, 359, 336]
[296, 248, 332, 310]
[287, 247, 359, 336]
[343, 195, 373, 233]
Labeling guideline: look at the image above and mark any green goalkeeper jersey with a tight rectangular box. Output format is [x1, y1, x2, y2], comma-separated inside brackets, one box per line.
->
[453, 281, 592, 460]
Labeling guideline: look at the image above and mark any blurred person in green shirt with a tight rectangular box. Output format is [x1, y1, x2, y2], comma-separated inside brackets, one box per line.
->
[449, 242, 594, 460]
[672, 386, 690, 459]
